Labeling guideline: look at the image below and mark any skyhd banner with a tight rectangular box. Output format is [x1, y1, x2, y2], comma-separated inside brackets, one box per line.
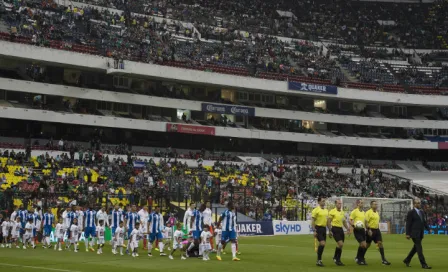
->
[236, 221, 274, 236]
[272, 220, 313, 235]
[288, 81, 338, 95]
[201, 103, 255, 116]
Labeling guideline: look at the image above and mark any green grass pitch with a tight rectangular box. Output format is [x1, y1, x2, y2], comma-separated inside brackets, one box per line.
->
[0, 235, 446, 272]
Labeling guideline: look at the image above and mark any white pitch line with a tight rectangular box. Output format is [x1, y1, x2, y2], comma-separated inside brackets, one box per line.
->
[0, 263, 81, 272]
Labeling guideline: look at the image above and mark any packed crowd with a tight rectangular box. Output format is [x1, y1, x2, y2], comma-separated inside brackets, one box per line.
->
[0, 0, 447, 92]
[0, 140, 439, 223]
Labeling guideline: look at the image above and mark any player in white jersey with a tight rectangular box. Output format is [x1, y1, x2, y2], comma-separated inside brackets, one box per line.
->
[96, 220, 106, 254]
[1, 217, 11, 248]
[76, 206, 84, 233]
[203, 202, 214, 251]
[214, 224, 222, 249]
[138, 206, 149, 250]
[129, 222, 142, 257]
[69, 218, 80, 252]
[113, 221, 125, 255]
[11, 217, 21, 248]
[200, 225, 212, 261]
[54, 218, 64, 251]
[183, 203, 195, 233]
[169, 222, 187, 260]
[23, 218, 35, 249]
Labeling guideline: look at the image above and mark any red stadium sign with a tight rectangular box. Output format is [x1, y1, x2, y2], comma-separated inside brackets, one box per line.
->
[166, 123, 215, 136]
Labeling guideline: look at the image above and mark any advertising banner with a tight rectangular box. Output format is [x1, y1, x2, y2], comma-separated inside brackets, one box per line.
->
[166, 123, 215, 135]
[201, 103, 255, 116]
[288, 81, 338, 95]
[236, 221, 274, 236]
[272, 220, 313, 235]
[379, 222, 389, 233]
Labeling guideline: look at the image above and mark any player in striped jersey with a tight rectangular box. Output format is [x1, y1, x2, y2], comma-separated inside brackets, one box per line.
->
[216, 202, 240, 261]
[186, 203, 205, 257]
[110, 205, 123, 252]
[41, 208, 54, 249]
[84, 207, 97, 252]
[18, 206, 28, 237]
[125, 205, 140, 254]
[147, 207, 166, 257]
[65, 207, 77, 249]
[27, 208, 40, 242]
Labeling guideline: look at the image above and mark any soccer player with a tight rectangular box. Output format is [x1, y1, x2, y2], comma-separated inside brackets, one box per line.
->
[69, 218, 80, 252]
[76, 206, 84, 238]
[27, 208, 40, 244]
[365, 201, 391, 265]
[214, 224, 222, 250]
[129, 221, 142, 257]
[203, 201, 214, 251]
[96, 220, 106, 254]
[163, 221, 173, 251]
[41, 208, 54, 249]
[23, 218, 35, 249]
[200, 225, 212, 261]
[187, 203, 205, 257]
[311, 197, 329, 267]
[18, 205, 28, 240]
[328, 199, 350, 266]
[138, 206, 149, 250]
[147, 206, 166, 257]
[62, 207, 72, 241]
[350, 199, 368, 265]
[111, 205, 123, 252]
[1, 217, 10, 248]
[113, 221, 125, 255]
[169, 222, 187, 260]
[84, 207, 97, 252]
[216, 202, 239, 261]
[54, 218, 64, 251]
[125, 205, 140, 255]
[183, 203, 195, 234]
[12, 217, 21, 249]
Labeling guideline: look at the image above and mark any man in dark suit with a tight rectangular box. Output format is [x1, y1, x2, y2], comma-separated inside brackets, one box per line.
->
[403, 199, 431, 269]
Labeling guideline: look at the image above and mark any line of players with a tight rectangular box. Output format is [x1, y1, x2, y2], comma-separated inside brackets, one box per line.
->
[311, 198, 392, 267]
[0, 202, 240, 261]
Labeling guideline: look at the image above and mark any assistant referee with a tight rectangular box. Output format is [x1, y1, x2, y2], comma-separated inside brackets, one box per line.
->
[312, 197, 329, 267]
[328, 199, 350, 266]
[349, 199, 367, 265]
[365, 201, 391, 265]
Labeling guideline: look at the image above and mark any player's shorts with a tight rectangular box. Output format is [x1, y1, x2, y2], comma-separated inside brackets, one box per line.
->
[354, 228, 366, 243]
[70, 236, 78, 243]
[11, 233, 18, 239]
[97, 237, 105, 245]
[315, 226, 326, 242]
[201, 242, 211, 251]
[2, 231, 9, 237]
[150, 232, 163, 243]
[116, 238, 124, 246]
[331, 227, 345, 242]
[84, 227, 96, 238]
[173, 242, 183, 250]
[23, 234, 31, 241]
[366, 229, 382, 244]
[130, 241, 138, 250]
[43, 226, 52, 236]
[221, 230, 237, 241]
[55, 235, 63, 240]
[192, 230, 202, 240]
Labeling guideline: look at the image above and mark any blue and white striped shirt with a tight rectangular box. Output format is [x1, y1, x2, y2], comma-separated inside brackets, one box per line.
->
[68, 211, 77, 225]
[42, 213, 54, 227]
[221, 210, 236, 232]
[111, 210, 123, 228]
[148, 212, 162, 233]
[192, 210, 203, 231]
[125, 212, 140, 230]
[27, 213, 40, 226]
[18, 210, 28, 224]
[84, 210, 97, 228]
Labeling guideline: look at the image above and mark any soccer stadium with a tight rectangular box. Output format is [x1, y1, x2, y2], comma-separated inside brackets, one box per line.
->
[0, 0, 447, 271]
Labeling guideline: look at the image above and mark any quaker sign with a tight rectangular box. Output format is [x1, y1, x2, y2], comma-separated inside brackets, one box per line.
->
[288, 81, 338, 95]
[236, 221, 274, 236]
[201, 103, 255, 116]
